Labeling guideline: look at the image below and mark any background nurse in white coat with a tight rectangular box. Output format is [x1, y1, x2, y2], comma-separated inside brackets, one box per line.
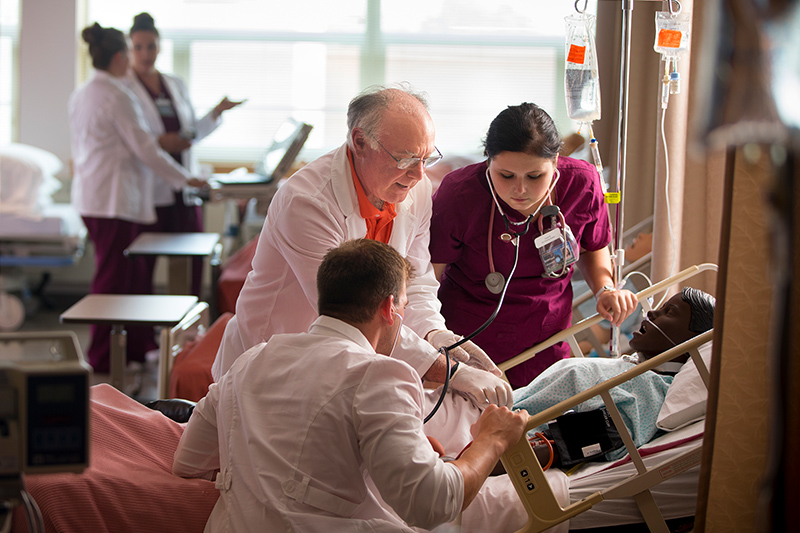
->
[69, 22, 205, 375]
[126, 12, 243, 297]
[212, 84, 513, 410]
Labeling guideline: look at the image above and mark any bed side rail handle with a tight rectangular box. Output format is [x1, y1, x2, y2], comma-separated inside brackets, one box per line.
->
[501, 436, 603, 533]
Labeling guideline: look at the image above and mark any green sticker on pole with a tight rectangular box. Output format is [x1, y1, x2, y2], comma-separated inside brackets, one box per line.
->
[604, 192, 621, 204]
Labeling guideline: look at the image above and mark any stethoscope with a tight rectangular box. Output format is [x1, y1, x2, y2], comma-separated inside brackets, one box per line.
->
[484, 166, 563, 294]
[423, 165, 571, 423]
[423, 165, 562, 423]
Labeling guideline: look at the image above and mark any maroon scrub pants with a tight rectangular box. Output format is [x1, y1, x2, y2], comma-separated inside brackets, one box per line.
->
[81, 216, 158, 373]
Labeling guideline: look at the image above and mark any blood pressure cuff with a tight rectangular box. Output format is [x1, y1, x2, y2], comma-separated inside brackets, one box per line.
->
[545, 407, 624, 468]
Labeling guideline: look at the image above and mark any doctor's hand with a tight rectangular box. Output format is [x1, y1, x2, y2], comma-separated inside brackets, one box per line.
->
[450, 364, 513, 409]
[426, 330, 502, 377]
[595, 288, 638, 327]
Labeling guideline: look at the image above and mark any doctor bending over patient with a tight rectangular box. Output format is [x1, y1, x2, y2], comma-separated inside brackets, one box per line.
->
[174, 239, 528, 531]
[213, 84, 512, 407]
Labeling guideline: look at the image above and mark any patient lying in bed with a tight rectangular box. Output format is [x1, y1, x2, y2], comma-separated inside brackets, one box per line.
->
[513, 287, 715, 461]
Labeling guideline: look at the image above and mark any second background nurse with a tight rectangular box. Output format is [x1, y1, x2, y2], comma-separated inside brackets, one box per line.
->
[126, 12, 243, 297]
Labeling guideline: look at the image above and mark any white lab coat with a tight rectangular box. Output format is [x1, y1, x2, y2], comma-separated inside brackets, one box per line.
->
[213, 143, 446, 380]
[175, 316, 464, 532]
[68, 70, 191, 224]
[124, 71, 221, 206]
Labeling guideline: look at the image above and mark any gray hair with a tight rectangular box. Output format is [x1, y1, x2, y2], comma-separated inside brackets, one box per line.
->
[346, 83, 430, 150]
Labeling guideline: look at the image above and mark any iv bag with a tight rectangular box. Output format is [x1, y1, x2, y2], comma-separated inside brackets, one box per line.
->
[653, 12, 691, 58]
[564, 13, 601, 123]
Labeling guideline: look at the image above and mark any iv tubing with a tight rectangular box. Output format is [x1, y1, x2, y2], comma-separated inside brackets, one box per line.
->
[656, 104, 677, 309]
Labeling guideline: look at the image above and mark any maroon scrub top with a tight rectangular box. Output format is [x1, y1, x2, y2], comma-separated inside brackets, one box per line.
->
[430, 157, 611, 388]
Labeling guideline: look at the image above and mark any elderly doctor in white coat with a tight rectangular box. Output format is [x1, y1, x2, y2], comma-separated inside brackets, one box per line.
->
[69, 23, 205, 373]
[212, 84, 513, 409]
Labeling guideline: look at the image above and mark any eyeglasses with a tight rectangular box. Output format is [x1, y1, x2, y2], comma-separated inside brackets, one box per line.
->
[369, 134, 443, 170]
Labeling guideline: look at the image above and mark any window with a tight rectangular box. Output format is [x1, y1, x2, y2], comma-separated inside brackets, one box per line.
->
[0, 0, 20, 144]
[85, 0, 597, 164]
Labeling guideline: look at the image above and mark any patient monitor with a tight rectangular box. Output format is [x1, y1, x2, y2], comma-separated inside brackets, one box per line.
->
[0, 331, 90, 476]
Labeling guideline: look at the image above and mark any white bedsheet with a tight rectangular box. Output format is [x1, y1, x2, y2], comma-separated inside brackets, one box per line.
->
[567, 420, 705, 529]
[0, 203, 84, 238]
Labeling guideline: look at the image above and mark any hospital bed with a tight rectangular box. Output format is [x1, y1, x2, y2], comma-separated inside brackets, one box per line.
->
[0, 205, 87, 331]
[0, 145, 87, 331]
[11, 266, 714, 532]
[498, 263, 718, 532]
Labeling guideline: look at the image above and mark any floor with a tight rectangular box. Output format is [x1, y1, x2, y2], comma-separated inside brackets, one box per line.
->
[14, 292, 160, 403]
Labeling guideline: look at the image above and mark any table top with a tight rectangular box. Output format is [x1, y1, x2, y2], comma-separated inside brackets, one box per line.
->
[60, 294, 199, 326]
[124, 232, 220, 257]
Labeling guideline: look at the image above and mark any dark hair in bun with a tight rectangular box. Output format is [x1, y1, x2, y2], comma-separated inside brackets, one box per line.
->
[130, 12, 159, 37]
[81, 23, 126, 70]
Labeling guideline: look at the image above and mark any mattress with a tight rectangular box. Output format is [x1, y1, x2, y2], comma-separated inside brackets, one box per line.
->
[567, 420, 705, 529]
[0, 203, 85, 238]
[0, 203, 86, 259]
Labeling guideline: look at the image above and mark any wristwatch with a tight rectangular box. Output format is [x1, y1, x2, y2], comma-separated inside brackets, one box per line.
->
[594, 284, 616, 299]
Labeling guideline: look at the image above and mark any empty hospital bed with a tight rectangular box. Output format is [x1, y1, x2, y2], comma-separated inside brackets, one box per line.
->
[0, 144, 87, 331]
[0, 204, 87, 329]
[499, 264, 717, 532]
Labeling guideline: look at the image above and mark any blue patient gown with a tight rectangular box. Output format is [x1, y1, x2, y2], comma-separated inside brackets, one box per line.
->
[512, 357, 673, 460]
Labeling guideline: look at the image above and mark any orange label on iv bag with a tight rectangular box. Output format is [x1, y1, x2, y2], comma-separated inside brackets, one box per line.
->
[567, 44, 586, 64]
[657, 29, 682, 48]
[604, 192, 621, 204]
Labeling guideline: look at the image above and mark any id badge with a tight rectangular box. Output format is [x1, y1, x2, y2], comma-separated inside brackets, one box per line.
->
[534, 226, 579, 276]
[155, 96, 177, 118]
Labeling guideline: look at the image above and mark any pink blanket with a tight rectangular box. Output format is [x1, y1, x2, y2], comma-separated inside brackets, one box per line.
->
[13, 384, 218, 532]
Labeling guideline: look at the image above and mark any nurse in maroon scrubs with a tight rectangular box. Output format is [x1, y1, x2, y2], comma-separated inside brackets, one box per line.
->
[430, 103, 638, 388]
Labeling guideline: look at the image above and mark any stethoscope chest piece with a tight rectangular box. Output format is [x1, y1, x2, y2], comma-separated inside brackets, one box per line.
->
[500, 233, 514, 243]
[485, 271, 506, 295]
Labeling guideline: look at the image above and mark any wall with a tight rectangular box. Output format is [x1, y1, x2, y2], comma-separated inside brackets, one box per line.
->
[18, 0, 77, 169]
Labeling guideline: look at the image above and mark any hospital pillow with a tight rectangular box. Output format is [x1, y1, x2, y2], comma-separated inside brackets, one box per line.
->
[0, 143, 63, 216]
[656, 340, 713, 431]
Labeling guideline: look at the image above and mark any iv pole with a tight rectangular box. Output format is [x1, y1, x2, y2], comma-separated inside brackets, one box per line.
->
[608, 0, 634, 356]
[577, 0, 675, 356]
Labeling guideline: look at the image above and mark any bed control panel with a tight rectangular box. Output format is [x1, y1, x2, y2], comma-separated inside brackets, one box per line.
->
[502, 429, 603, 532]
[510, 456, 536, 492]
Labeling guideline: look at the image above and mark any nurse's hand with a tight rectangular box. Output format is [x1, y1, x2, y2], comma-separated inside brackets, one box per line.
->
[187, 177, 209, 189]
[596, 288, 638, 327]
[159, 132, 193, 153]
[450, 365, 513, 409]
[426, 329, 502, 376]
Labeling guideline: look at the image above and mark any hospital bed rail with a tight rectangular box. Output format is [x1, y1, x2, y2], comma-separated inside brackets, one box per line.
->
[498, 263, 718, 373]
[159, 302, 210, 399]
[500, 330, 712, 533]
[498, 263, 718, 532]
